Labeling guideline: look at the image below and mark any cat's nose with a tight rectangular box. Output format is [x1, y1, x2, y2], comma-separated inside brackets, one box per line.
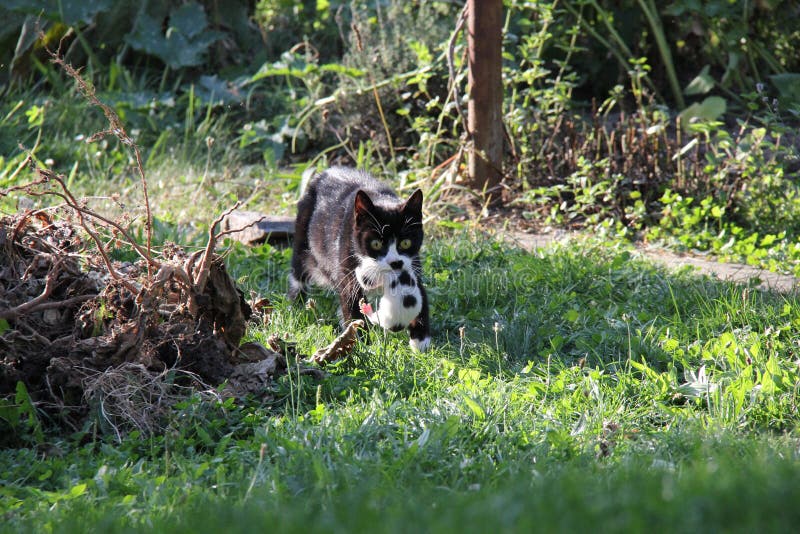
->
[390, 260, 404, 270]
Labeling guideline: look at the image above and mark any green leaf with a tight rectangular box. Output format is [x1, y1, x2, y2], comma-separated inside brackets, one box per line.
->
[463, 396, 485, 420]
[11, 16, 42, 73]
[610, 251, 631, 269]
[318, 64, 365, 77]
[408, 40, 433, 65]
[125, 13, 168, 60]
[195, 75, 246, 106]
[68, 483, 87, 499]
[0, 318, 9, 335]
[684, 65, 715, 96]
[436, 220, 466, 230]
[760, 234, 778, 247]
[251, 61, 364, 83]
[125, 4, 223, 69]
[169, 2, 208, 39]
[679, 96, 726, 125]
[60, 0, 115, 24]
[15, 381, 44, 443]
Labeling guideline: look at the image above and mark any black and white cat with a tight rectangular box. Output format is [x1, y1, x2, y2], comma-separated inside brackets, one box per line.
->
[288, 167, 431, 351]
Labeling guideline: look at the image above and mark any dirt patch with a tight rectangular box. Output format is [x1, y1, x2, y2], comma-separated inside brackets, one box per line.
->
[219, 207, 799, 293]
[507, 230, 799, 293]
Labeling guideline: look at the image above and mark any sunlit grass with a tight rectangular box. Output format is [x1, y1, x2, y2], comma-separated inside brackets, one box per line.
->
[3, 230, 800, 532]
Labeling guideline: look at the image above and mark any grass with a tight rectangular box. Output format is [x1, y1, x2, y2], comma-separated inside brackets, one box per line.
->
[3, 229, 800, 532]
[0, 3, 800, 532]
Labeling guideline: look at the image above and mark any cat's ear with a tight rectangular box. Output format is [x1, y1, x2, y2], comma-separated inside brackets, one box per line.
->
[403, 189, 423, 217]
[354, 190, 374, 218]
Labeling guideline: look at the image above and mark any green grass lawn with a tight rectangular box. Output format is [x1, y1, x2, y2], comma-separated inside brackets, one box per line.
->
[3, 232, 800, 533]
[3, 4, 800, 530]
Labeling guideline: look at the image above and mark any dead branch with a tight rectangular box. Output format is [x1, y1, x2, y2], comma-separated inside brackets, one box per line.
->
[1, 170, 49, 198]
[47, 44, 154, 278]
[447, 4, 469, 135]
[0, 43, 266, 440]
[0, 259, 63, 320]
[184, 249, 203, 283]
[34, 165, 157, 269]
[149, 263, 198, 315]
[27, 168, 137, 293]
[213, 215, 269, 240]
[23, 294, 97, 314]
[310, 320, 364, 365]
[193, 202, 242, 292]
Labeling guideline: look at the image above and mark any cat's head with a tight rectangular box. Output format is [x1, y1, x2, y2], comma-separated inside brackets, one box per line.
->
[352, 189, 423, 283]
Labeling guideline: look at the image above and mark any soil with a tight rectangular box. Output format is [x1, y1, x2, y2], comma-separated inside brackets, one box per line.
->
[507, 229, 799, 293]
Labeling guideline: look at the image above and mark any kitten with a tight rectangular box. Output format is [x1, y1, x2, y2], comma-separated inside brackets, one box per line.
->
[289, 167, 431, 352]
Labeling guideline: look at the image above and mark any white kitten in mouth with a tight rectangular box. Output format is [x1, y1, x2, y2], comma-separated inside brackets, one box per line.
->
[360, 267, 422, 333]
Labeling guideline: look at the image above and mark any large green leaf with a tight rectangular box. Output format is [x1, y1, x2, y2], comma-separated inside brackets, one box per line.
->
[0, 8, 26, 42]
[251, 57, 365, 83]
[124, 12, 166, 61]
[125, 2, 223, 69]
[195, 75, 247, 106]
[678, 96, 726, 125]
[169, 2, 207, 39]
[60, 0, 116, 24]
[10, 15, 42, 73]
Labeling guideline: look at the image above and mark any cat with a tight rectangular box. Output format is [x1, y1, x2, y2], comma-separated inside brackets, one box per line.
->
[288, 167, 431, 352]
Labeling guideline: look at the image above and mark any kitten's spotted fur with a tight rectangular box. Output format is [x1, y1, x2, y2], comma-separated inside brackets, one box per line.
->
[289, 167, 430, 351]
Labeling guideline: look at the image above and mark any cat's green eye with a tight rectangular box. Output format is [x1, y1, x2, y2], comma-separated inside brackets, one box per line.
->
[370, 239, 383, 251]
[399, 238, 412, 250]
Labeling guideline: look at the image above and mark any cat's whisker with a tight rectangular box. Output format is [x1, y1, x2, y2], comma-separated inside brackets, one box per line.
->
[363, 211, 385, 236]
[337, 253, 360, 269]
[333, 271, 358, 294]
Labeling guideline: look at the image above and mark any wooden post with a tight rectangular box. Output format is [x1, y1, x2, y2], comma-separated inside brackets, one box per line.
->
[467, 0, 503, 204]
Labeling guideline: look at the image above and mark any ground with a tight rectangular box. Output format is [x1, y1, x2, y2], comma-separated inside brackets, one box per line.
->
[509, 229, 798, 293]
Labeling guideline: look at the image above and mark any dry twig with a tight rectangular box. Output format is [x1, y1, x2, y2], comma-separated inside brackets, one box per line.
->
[47, 40, 154, 278]
[0, 258, 63, 320]
[447, 4, 469, 135]
[28, 168, 139, 293]
[193, 202, 242, 292]
[310, 320, 364, 365]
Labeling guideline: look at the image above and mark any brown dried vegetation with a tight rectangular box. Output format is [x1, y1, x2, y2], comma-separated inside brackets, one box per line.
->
[0, 48, 359, 437]
[0, 194, 255, 428]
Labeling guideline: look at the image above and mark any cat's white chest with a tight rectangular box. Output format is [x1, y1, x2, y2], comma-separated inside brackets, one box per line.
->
[362, 268, 422, 331]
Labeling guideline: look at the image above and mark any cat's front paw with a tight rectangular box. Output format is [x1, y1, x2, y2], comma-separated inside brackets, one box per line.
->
[359, 299, 380, 325]
[409, 336, 431, 352]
